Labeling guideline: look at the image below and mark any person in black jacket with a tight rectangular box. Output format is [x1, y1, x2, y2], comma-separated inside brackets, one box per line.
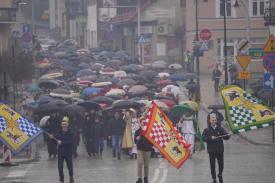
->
[50, 119, 74, 183]
[134, 117, 153, 183]
[202, 113, 231, 183]
[92, 114, 104, 158]
[108, 111, 126, 160]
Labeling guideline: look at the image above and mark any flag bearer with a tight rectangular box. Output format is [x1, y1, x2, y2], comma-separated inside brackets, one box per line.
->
[202, 113, 231, 183]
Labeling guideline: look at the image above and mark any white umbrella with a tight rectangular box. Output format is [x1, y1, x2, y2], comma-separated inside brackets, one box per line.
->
[92, 81, 112, 87]
[40, 72, 63, 79]
[158, 72, 170, 79]
[105, 89, 126, 96]
[114, 71, 127, 78]
[162, 85, 182, 97]
[168, 63, 183, 70]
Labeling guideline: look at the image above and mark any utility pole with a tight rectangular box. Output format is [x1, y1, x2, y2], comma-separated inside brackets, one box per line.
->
[223, 0, 228, 85]
[195, 0, 200, 102]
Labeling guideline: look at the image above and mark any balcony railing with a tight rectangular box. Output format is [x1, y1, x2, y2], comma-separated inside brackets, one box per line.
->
[0, 8, 17, 23]
[264, 7, 275, 26]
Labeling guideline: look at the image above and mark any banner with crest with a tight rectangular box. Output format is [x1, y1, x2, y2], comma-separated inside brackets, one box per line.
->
[142, 102, 190, 169]
[221, 85, 275, 134]
[0, 103, 43, 154]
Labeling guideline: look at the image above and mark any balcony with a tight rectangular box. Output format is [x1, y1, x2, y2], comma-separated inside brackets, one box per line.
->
[0, 8, 17, 23]
[264, 7, 275, 26]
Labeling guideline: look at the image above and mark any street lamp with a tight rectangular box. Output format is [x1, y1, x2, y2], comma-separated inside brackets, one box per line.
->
[223, 0, 229, 85]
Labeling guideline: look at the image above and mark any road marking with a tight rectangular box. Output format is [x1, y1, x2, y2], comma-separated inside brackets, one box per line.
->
[159, 168, 168, 183]
[150, 168, 160, 183]
[7, 164, 33, 178]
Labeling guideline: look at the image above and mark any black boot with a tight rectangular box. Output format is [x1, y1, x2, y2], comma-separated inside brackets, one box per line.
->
[117, 153, 121, 160]
[136, 178, 142, 183]
[143, 177, 148, 183]
[213, 179, 217, 183]
[112, 150, 116, 158]
[218, 174, 223, 183]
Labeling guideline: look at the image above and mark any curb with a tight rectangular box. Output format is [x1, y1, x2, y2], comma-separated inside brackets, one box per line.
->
[199, 101, 275, 146]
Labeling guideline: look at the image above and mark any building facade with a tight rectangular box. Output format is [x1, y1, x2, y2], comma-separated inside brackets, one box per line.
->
[185, 0, 271, 74]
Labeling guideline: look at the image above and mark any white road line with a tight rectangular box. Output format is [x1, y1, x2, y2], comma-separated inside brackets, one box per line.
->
[7, 164, 33, 178]
[158, 168, 168, 183]
[150, 168, 160, 183]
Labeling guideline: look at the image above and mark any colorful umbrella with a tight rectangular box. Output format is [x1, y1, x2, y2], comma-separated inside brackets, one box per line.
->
[171, 104, 195, 116]
[82, 87, 102, 96]
[179, 101, 200, 112]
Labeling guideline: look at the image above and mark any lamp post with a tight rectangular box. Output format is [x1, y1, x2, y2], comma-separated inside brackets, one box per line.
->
[223, 0, 229, 85]
[195, 0, 200, 101]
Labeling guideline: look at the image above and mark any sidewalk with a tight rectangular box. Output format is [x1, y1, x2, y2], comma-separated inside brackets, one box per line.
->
[199, 74, 275, 146]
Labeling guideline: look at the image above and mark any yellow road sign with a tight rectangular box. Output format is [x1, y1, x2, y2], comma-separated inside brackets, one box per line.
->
[263, 35, 275, 53]
[236, 55, 251, 70]
[238, 71, 251, 80]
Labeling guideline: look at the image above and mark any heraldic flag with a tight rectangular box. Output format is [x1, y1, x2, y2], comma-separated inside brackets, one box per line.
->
[141, 102, 190, 169]
[0, 103, 43, 154]
[221, 85, 275, 134]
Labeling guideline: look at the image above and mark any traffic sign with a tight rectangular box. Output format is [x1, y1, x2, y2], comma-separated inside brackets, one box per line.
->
[263, 52, 275, 72]
[12, 31, 20, 38]
[22, 24, 31, 33]
[236, 55, 250, 70]
[238, 71, 251, 80]
[200, 41, 208, 51]
[263, 73, 275, 90]
[22, 32, 32, 43]
[200, 29, 211, 41]
[238, 39, 250, 52]
[249, 48, 265, 58]
[263, 35, 275, 53]
[137, 35, 150, 44]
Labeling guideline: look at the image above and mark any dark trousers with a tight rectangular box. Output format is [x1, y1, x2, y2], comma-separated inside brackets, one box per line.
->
[214, 79, 220, 92]
[58, 154, 73, 182]
[209, 152, 224, 180]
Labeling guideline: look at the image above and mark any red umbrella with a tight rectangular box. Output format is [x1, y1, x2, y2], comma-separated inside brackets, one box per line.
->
[159, 99, 176, 109]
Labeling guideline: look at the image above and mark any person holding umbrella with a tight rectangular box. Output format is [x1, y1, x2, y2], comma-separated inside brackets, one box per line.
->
[49, 117, 74, 183]
[202, 113, 231, 183]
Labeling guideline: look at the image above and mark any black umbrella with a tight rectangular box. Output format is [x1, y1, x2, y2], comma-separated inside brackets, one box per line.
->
[91, 96, 114, 105]
[38, 79, 59, 89]
[112, 100, 141, 109]
[78, 101, 101, 110]
[117, 79, 137, 87]
[107, 95, 124, 100]
[184, 73, 198, 80]
[34, 102, 61, 114]
[63, 104, 85, 117]
[35, 95, 53, 105]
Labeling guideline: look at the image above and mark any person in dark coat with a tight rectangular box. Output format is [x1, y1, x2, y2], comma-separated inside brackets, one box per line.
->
[202, 113, 231, 183]
[92, 114, 105, 158]
[83, 111, 95, 157]
[212, 65, 222, 92]
[50, 119, 74, 183]
[109, 111, 126, 160]
[135, 117, 153, 183]
[46, 112, 60, 158]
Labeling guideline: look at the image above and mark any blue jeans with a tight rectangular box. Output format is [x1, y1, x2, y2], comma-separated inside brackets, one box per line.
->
[94, 139, 104, 154]
[112, 135, 122, 156]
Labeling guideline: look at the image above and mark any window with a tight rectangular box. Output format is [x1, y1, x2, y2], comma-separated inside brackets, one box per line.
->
[216, 0, 236, 17]
[251, 0, 269, 16]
